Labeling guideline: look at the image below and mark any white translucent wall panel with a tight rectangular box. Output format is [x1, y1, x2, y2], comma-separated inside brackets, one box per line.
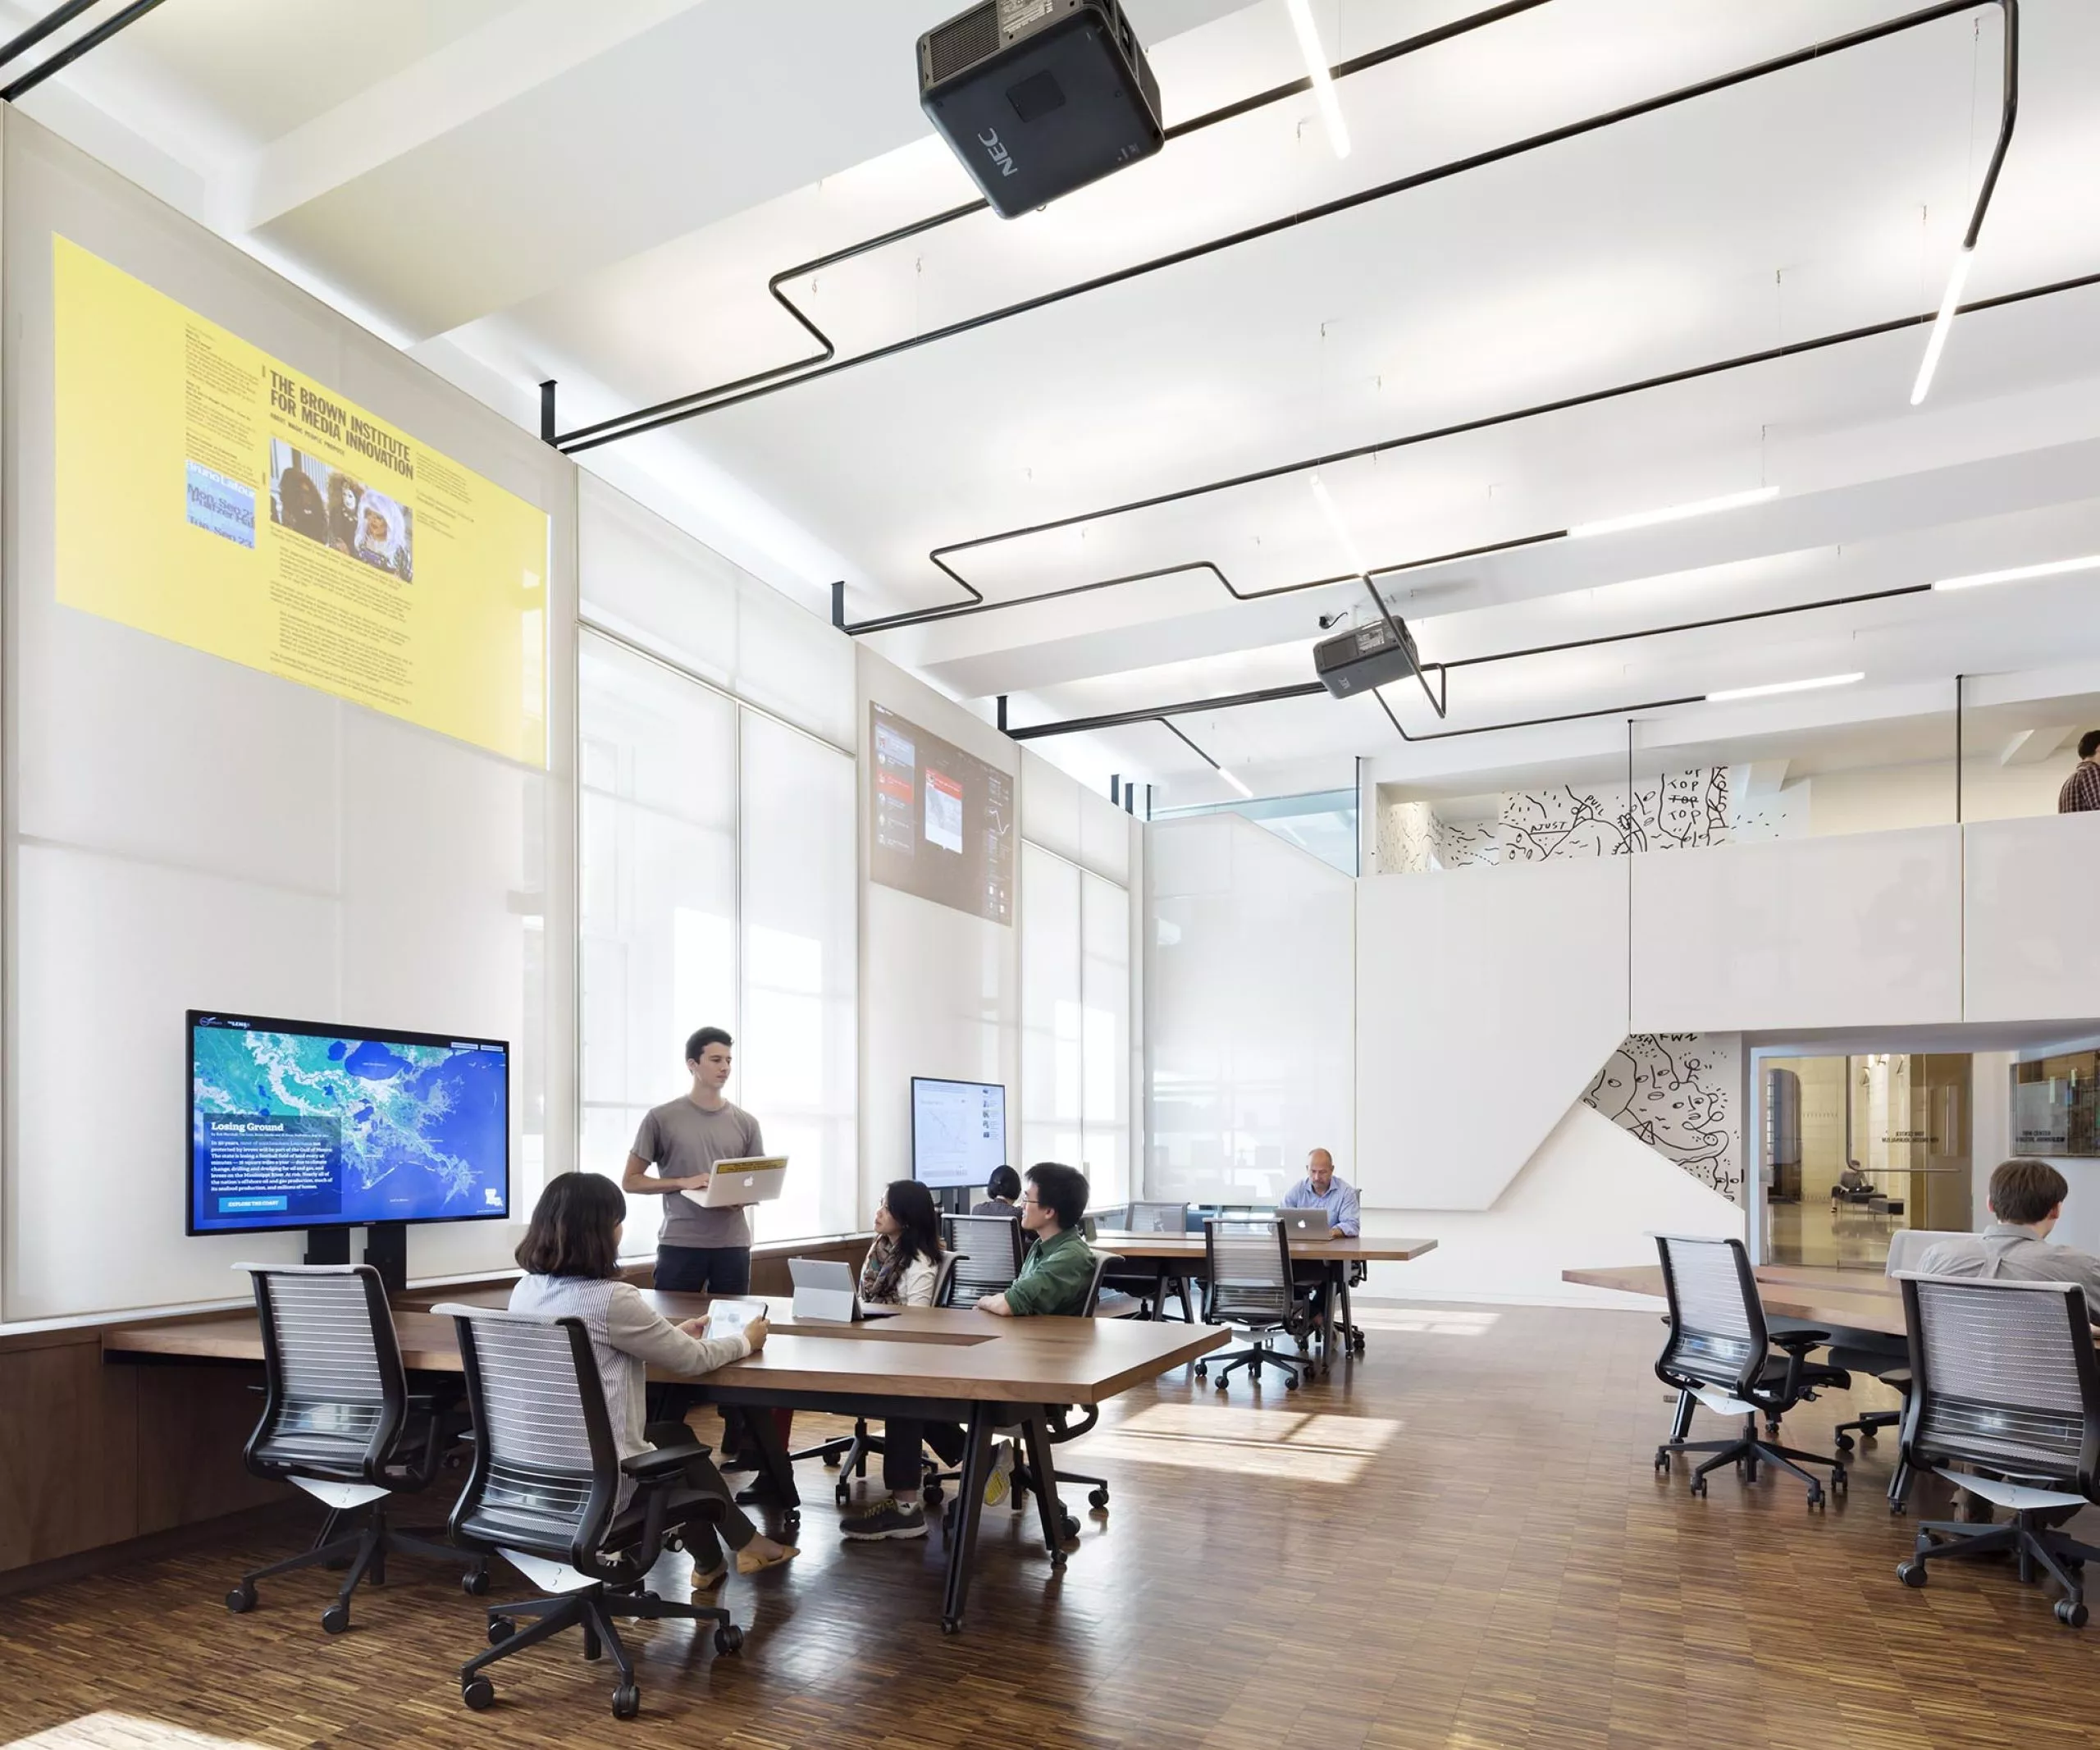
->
[1082, 870, 1133, 1206]
[578, 474, 854, 750]
[2, 114, 576, 1319]
[1147, 815, 1354, 1204]
[1022, 845, 1084, 1178]
[740, 710, 858, 1241]
[578, 633, 737, 1249]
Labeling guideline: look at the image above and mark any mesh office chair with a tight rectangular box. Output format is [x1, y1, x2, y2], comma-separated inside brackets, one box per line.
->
[226, 1263, 485, 1633]
[1652, 1234, 1851, 1507]
[943, 1213, 1027, 1304]
[801, 1251, 962, 1506]
[434, 1303, 742, 1720]
[1893, 1273, 2100, 1625]
[1829, 1230, 1968, 1505]
[1101, 1200, 1195, 1321]
[1193, 1216, 1318, 1392]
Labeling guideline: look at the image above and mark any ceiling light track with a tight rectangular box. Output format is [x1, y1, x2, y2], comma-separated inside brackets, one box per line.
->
[555, 0, 2012, 457]
[549, 0, 1551, 454]
[0, 0, 169, 103]
[1000, 579, 1929, 743]
[1158, 718, 1253, 795]
[833, 262, 2093, 640]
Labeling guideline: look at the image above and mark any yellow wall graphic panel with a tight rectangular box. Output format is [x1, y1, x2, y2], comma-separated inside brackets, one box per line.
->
[55, 235, 550, 766]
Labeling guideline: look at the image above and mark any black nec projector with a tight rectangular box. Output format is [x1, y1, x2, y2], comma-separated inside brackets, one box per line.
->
[918, 0, 1164, 218]
[1315, 615, 1422, 701]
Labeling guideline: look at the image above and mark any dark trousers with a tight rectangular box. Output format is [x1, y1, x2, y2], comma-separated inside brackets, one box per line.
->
[883, 1419, 969, 1495]
[654, 1245, 751, 1295]
[642, 1421, 756, 1570]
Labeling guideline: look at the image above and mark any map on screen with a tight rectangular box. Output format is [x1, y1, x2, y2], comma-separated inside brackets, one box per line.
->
[189, 1012, 509, 1233]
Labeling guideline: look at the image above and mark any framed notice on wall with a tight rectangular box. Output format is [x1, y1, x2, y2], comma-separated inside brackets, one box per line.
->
[52, 235, 552, 766]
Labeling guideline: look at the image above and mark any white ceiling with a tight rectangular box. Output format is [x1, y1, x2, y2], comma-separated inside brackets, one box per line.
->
[25, 0, 2100, 809]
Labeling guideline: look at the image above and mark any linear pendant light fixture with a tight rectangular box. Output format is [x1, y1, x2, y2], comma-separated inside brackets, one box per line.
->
[1568, 484, 1779, 540]
[1910, 246, 1975, 405]
[1933, 552, 2100, 591]
[1284, 0, 1351, 159]
[1705, 672, 1863, 703]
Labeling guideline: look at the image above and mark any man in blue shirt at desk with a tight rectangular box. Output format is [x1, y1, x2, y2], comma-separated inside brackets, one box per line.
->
[1281, 1149, 1360, 1237]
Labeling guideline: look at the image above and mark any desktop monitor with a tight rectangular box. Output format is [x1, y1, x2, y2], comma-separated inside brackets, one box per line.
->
[910, 1076, 1007, 1191]
[187, 1010, 510, 1235]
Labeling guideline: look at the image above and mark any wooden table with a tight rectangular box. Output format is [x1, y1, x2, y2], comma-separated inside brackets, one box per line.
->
[1093, 1231, 1441, 1365]
[1563, 1262, 1904, 1337]
[103, 1293, 1225, 1633]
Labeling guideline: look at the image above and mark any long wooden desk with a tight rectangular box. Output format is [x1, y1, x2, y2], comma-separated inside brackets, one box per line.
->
[1563, 1262, 1905, 1336]
[103, 1293, 1224, 1632]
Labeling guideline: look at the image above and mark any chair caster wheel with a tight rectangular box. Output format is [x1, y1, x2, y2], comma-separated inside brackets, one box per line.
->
[663, 1533, 684, 1554]
[1689, 1477, 1707, 1497]
[1060, 1513, 1080, 1540]
[225, 1583, 256, 1615]
[714, 1624, 745, 1655]
[836, 1484, 851, 1507]
[1653, 1451, 1669, 1473]
[1088, 1487, 1110, 1509]
[462, 1565, 490, 1596]
[1285, 1375, 1299, 1391]
[2056, 1600, 2088, 1627]
[941, 1617, 961, 1635]
[461, 1676, 495, 1711]
[1834, 1435, 1854, 1453]
[486, 1616, 515, 1645]
[823, 1453, 842, 1469]
[1806, 1489, 1825, 1510]
[1832, 1469, 1848, 1494]
[1897, 1559, 1928, 1588]
[321, 1604, 351, 1635]
[611, 1683, 641, 1720]
[923, 1483, 945, 1507]
[1193, 1364, 1207, 1379]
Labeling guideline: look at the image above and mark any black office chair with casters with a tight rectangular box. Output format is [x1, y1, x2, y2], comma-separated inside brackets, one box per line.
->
[226, 1263, 485, 1633]
[798, 1252, 961, 1506]
[1004, 1253, 1115, 1529]
[1102, 1200, 1196, 1321]
[1194, 1216, 1318, 1391]
[1651, 1234, 1851, 1507]
[435, 1302, 742, 1719]
[1892, 1273, 2100, 1625]
[943, 1213, 1027, 1304]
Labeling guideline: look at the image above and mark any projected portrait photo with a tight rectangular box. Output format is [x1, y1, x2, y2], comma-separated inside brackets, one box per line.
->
[269, 440, 414, 581]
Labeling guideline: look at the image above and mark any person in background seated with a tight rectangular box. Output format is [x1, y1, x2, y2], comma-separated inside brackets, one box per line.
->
[971, 1164, 1023, 1219]
[1917, 1158, 2100, 1312]
[842, 1163, 1097, 1541]
[509, 1172, 797, 1591]
[2057, 730, 2100, 813]
[1281, 1148, 1361, 1237]
[861, 1180, 947, 1309]
[1830, 1159, 1872, 1210]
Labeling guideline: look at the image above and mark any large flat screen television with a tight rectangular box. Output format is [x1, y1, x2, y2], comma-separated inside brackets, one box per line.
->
[910, 1076, 1007, 1190]
[188, 1010, 510, 1235]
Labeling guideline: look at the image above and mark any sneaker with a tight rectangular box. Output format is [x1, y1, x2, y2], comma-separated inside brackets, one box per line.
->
[984, 1439, 1016, 1508]
[840, 1497, 927, 1542]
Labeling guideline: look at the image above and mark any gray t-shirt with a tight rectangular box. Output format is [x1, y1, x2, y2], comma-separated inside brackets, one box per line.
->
[632, 1096, 765, 1249]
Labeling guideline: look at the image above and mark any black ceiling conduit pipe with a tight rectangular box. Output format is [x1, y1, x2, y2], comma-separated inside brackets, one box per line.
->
[1000, 577, 1937, 747]
[559, 0, 2012, 462]
[830, 0, 2020, 636]
[0, 0, 172, 103]
[548, 0, 1556, 454]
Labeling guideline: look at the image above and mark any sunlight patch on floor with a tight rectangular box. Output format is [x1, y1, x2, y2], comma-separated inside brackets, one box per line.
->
[7, 1716, 276, 1750]
[1089, 1401, 1401, 1483]
[1351, 1306, 1500, 1335]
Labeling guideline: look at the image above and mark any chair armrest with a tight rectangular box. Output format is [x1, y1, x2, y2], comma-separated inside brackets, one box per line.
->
[622, 1442, 710, 1481]
[1769, 1329, 1830, 1353]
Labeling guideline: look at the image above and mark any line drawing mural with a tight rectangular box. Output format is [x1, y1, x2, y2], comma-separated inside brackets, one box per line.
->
[1583, 1032, 1742, 1204]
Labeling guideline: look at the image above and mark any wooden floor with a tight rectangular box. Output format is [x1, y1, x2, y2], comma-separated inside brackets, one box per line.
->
[6, 1303, 2100, 1749]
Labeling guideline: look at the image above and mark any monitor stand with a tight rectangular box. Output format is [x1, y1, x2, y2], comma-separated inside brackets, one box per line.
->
[304, 1227, 351, 1268]
[934, 1186, 972, 1217]
[363, 1222, 409, 1297]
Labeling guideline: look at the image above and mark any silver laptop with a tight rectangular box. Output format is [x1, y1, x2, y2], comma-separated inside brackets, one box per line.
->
[788, 1257, 897, 1323]
[1281, 1209, 1333, 1239]
[681, 1156, 788, 1209]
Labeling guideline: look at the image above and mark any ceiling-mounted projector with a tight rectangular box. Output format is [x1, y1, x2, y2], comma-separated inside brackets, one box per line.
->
[1315, 615, 1421, 700]
[918, 0, 1163, 219]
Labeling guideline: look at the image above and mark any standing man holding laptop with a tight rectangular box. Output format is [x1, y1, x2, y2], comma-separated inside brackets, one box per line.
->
[623, 1026, 769, 1295]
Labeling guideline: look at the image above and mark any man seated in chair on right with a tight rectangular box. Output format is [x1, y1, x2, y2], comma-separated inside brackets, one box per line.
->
[1918, 1158, 2100, 1313]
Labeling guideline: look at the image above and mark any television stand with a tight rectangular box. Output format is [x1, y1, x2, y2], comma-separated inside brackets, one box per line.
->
[304, 1227, 351, 1268]
[363, 1222, 409, 1296]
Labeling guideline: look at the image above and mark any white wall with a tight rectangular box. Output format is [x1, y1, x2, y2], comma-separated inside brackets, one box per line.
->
[2, 113, 578, 1319]
[1356, 857, 1631, 1209]
[856, 648, 1020, 1209]
[1965, 813, 2100, 1023]
[1629, 826, 1963, 1031]
[1146, 814, 1354, 1202]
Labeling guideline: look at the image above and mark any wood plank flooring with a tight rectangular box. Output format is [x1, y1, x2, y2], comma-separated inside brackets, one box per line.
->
[5, 1302, 2099, 1749]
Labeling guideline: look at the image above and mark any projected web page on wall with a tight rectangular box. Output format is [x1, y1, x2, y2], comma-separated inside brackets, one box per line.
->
[870, 702, 1014, 923]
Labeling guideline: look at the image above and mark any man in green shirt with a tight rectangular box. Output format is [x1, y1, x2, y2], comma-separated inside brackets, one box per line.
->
[978, 1161, 1097, 1318]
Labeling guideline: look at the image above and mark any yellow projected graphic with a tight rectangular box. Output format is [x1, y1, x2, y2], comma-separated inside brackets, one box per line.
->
[54, 236, 550, 766]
